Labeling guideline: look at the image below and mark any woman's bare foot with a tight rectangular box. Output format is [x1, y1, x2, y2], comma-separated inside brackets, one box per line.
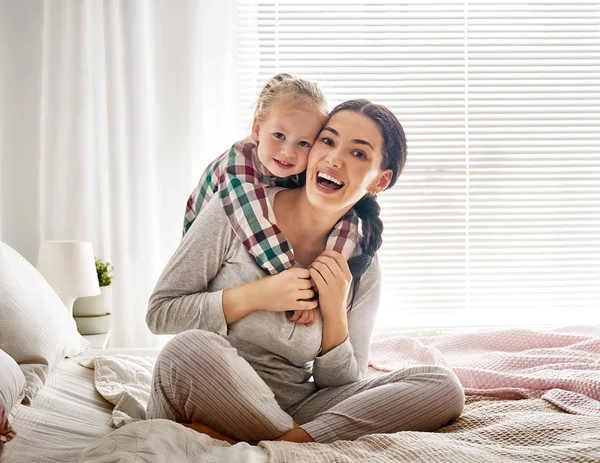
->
[273, 420, 314, 443]
[179, 419, 313, 446]
[179, 422, 238, 445]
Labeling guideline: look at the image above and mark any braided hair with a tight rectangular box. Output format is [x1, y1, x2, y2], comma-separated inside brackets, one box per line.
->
[327, 100, 407, 308]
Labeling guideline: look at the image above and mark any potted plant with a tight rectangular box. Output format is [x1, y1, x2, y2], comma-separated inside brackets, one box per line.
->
[73, 258, 114, 333]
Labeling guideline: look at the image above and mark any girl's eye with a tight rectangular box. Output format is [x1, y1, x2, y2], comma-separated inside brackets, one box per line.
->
[352, 151, 367, 159]
[298, 141, 311, 148]
[274, 132, 285, 140]
[321, 137, 334, 146]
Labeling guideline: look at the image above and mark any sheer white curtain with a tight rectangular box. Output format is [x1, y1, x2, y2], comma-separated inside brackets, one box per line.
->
[0, 0, 244, 347]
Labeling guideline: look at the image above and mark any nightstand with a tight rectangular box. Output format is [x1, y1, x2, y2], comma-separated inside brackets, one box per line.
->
[83, 331, 111, 349]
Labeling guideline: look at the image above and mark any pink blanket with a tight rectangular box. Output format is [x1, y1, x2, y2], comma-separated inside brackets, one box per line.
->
[369, 325, 600, 416]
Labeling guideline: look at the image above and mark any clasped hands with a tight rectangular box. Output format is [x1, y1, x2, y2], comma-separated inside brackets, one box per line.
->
[263, 249, 352, 326]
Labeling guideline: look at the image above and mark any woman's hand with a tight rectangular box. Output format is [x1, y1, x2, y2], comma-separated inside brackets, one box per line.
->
[223, 267, 317, 324]
[308, 250, 352, 321]
[262, 267, 318, 313]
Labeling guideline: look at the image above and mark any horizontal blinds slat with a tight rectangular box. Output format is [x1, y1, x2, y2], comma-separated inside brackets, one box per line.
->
[236, 0, 600, 328]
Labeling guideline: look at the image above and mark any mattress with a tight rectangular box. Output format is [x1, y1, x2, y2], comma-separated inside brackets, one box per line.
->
[1, 348, 161, 463]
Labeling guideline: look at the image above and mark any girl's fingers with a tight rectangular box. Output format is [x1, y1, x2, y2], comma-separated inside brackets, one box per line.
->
[288, 307, 321, 325]
[299, 311, 312, 325]
[293, 308, 319, 325]
[297, 311, 311, 324]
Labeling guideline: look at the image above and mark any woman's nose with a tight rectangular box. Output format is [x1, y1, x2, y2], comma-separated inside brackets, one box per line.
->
[326, 147, 342, 167]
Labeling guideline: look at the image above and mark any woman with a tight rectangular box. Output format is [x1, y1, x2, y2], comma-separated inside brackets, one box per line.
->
[146, 100, 465, 445]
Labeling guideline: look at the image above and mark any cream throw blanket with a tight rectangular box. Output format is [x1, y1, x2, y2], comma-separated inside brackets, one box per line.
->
[81, 326, 600, 462]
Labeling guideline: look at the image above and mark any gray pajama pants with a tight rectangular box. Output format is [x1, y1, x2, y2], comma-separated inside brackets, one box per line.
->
[147, 329, 465, 444]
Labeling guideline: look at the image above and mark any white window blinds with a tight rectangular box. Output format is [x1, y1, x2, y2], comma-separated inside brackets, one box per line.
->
[236, 1, 600, 330]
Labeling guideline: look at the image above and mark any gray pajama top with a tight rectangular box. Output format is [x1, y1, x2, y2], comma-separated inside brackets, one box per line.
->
[146, 187, 382, 411]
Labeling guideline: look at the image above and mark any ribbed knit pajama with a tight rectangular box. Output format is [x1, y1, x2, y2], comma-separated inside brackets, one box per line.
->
[146, 191, 465, 444]
[147, 329, 464, 443]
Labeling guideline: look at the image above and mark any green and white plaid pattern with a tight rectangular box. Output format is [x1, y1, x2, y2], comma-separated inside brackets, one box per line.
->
[184, 137, 359, 274]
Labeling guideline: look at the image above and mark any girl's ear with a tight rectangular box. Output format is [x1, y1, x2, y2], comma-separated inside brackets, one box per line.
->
[251, 118, 261, 144]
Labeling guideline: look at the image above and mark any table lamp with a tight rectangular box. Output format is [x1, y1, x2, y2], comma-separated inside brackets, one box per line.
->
[36, 240, 101, 315]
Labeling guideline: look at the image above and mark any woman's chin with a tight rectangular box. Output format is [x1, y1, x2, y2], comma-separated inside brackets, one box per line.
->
[307, 182, 346, 211]
[315, 182, 343, 196]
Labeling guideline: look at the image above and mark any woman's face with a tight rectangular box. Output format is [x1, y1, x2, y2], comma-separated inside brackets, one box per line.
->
[306, 110, 392, 213]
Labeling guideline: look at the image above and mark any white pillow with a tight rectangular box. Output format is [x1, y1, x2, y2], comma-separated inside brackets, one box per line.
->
[0, 241, 88, 403]
[0, 349, 25, 417]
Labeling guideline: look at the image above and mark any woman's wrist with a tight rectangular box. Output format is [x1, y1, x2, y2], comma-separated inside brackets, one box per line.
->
[320, 302, 347, 323]
[320, 311, 348, 355]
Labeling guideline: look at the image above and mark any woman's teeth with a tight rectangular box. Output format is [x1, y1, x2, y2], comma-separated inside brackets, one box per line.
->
[317, 172, 344, 187]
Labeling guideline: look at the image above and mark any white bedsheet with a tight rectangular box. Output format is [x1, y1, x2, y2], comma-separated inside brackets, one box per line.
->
[79, 419, 268, 463]
[77, 351, 268, 462]
[1, 348, 268, 463]
[1, 348, 150, 463]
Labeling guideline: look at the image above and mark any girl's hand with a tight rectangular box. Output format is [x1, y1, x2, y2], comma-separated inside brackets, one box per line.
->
[261, 267, 318, 313]
[289, 307, 320, 326]
[308, 250, 352, 321]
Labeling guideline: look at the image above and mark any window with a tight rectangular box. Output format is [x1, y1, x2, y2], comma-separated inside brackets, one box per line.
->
[236, 1, 600, 330]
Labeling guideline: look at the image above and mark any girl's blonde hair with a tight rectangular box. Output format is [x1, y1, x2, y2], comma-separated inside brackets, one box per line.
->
[254, 73, 328, 121]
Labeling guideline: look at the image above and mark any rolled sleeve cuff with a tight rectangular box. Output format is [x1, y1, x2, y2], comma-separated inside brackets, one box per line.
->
[202, 290, 228, 336]
[313, 336, 360, 388]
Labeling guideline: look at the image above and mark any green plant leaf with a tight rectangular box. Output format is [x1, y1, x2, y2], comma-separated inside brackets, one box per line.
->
[95, 257, 114, 287]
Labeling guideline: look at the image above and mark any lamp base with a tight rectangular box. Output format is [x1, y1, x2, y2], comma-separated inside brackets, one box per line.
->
[58, 295, 76, 316]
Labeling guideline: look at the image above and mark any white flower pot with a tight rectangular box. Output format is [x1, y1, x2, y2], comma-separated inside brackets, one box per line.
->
[73, 285, 112, 317]
[74, 313, 112, 335]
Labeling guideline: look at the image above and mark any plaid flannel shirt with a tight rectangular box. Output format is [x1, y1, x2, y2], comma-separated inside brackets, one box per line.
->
[183, 137, 359, 274]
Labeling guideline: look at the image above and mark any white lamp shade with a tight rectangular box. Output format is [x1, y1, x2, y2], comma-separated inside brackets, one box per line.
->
[36, 241, 101, 298]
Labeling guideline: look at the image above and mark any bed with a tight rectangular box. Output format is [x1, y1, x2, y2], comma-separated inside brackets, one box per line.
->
[4, 335, 600, 463]
[1, 241, 600, 462]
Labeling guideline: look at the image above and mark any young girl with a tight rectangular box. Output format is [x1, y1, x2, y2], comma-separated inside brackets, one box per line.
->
[183, 74, 359, 276]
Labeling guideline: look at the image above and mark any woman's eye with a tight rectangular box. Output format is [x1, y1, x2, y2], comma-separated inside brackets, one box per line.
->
[274, 132, 285, 140]
[321, 137, 333, 146]
[352, 151, 366, 159]
[298, 141, 311, 148]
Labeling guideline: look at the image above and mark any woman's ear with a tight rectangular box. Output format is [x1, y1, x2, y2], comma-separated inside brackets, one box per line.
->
[251, 118, 261, 144]
[371, 169, 393, 194]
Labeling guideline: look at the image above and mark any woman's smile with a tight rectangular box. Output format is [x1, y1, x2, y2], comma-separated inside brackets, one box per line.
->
[315, 167, 345, 193]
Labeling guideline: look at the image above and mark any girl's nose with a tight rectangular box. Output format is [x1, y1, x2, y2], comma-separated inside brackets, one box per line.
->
[281, 142, 295, 159]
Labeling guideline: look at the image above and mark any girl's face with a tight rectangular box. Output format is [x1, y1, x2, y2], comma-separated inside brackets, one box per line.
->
[306, 110, 393, 213]
[252, 98, 325, 178]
